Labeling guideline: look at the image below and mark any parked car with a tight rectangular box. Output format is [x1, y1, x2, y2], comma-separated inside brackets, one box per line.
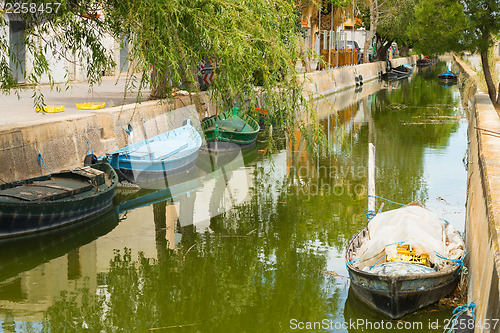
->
[335, 40, 363, 64]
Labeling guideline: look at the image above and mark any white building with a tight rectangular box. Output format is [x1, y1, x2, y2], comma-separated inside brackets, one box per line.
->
[2, 12, 129, 84]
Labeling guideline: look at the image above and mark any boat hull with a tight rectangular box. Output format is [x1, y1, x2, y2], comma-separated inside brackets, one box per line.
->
[101, 121, 202, 182]
[201, 111, 260, 148]
[346, 224, 462, 319]
[348, 265, 459, 319]
[0, 163, 118, 238]
[438, 71, 458, 81]
[117, 149, 199, 183]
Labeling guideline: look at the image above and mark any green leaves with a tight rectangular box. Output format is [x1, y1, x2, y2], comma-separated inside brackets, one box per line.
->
[412, 0, 469, 55]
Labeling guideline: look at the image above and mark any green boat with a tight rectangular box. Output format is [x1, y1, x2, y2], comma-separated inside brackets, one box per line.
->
[0, 162, 118, 238]
[201, 104, 260, 151]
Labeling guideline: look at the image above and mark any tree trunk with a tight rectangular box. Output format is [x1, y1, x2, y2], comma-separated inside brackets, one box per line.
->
[300, 41, 313, 73]
[497, 82, 500, 105]
[399, 45, 409, 57]
[480, 48, 497, 104]
[153, 201, 167, 261]
[363, 0, 378, 63]
[150, 65, 170, 99]
[376, 40, 393, 61]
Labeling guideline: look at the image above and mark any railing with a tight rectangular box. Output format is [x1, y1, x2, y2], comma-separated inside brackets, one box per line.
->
[317, 30, 358, 69]
[320, 49, 357, 69]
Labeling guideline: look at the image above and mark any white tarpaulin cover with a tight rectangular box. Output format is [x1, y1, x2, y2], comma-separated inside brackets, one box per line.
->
[358, 206, 464, 271]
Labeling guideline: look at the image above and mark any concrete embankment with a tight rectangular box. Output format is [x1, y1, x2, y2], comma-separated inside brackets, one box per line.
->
[301, 55, 417, 98]
[0, 57, 416, 182]
[0, 96, 210, 182]
[455, 55, 500, 331]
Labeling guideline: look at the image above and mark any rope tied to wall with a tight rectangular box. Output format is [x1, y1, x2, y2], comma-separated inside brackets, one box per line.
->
[37, 153, 53, 175]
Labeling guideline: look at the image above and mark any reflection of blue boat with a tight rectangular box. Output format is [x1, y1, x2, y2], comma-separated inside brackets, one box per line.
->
[99, 120, 203, 182]
[115, 172, 202, 214]
[438, 70, 458, 81]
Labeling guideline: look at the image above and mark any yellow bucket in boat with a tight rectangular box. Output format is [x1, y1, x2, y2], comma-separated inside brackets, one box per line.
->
[387, 244, 428, 266]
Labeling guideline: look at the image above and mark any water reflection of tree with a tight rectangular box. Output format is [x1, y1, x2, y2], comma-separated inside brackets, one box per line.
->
[42, 167, 347, 332]
[41, 68, 463, 332]
[336, 71, 460, 209]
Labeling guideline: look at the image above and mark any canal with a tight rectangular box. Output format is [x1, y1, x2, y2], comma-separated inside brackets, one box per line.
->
[0, 62, 468, 332]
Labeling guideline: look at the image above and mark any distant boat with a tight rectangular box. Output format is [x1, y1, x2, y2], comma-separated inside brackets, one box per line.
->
[381, 62, 411, 80]
[98, 120, 203, 182]
[0, 163, 118, 238]
[438, 70, 458, 81]
[392, 64, 413, 75]
[416, 58, 437, 67]
[201, 104, 260, 151]
[345, 205, 465, 319]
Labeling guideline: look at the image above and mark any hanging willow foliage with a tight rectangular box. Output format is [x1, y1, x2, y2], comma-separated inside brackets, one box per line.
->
[1, 0, 332, 154]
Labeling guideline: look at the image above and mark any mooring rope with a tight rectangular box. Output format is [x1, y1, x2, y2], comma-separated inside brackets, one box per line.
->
[434, 251, 467, 271]
[86, 140, 94, 156]
[444, 302, 476, 333]
[37, 153, 53, 175]
[368, 194, 408, 207]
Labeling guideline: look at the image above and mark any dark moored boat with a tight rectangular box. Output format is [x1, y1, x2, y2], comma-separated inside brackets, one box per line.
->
[0, 163, 118, 238]
[382, 63, 412, 80]
[201, 104, 260, 151]
[416, 58, 436, 67]
[345, 205, 465, 319]
[392, 64, 413, 75]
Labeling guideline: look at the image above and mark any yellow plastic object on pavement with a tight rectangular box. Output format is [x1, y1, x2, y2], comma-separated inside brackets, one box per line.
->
[76, 102, 105, 110]
[36, 105, 65, 113]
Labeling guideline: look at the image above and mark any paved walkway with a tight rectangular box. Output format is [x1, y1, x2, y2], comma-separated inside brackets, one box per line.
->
[465, 53, 500, 82]
[0, 75, 151, 130]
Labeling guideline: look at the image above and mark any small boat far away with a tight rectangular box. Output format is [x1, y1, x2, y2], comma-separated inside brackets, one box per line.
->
[0, 162, 118, 238]
[438, 62, 459, 82]
[381, 61, 412, 80]
[345, 205, 465, 319]
[416, 57, 437, 67]
[98, 120, 203, 183]
[201, 103, 260, 152]
[438, 71, 458, 82]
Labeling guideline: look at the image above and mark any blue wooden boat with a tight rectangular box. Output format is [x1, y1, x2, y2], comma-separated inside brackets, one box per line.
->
[0, 163, 118, 238]
[438, 70, 458, 81]
[98, 120, 202, 183]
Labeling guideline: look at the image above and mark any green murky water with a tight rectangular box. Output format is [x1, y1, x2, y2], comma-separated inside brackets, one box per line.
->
[0, 62, 468, 332]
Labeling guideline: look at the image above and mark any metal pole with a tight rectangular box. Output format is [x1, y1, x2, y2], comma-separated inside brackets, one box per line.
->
[328, 31, 331, 69]
[336, 29, 338, 67]
[329, 2, 333, 69]
[352, 0, 355, 65]
[368, 143, 376, 213]
[318, 0, 321, 68]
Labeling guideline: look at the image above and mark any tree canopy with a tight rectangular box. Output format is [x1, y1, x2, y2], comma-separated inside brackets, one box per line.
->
[412, 0, 500, 104]
[1, 0, 316, 131]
